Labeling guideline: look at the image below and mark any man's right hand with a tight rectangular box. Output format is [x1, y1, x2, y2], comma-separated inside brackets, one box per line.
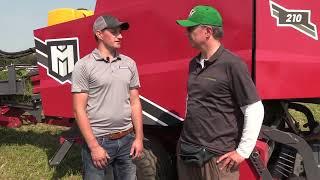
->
[90, 145, 110, 169]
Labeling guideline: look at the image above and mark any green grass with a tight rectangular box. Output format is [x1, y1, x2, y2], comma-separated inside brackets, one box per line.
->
[289, 103, 320, 131]
[0, 124, 82, 180]
[0, 70, 8, 80]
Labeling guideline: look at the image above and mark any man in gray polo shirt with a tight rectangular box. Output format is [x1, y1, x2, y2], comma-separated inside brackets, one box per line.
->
[72, 15, 143, 180]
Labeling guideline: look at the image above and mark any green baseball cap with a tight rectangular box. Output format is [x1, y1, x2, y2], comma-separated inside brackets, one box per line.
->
[176, 5, 222, 27]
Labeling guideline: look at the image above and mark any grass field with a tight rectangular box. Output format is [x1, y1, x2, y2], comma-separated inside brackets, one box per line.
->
[0, 103, 320, 179]
[0, 124, 82, 180]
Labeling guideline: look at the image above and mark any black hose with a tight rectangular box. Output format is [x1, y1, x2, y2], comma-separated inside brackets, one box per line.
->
[0, 48, 35, 56]
[0, 47, 35, 60]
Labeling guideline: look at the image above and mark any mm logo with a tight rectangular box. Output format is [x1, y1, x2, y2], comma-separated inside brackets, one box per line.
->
[46, 38, 79, 84]
[270, 0, 318, 40]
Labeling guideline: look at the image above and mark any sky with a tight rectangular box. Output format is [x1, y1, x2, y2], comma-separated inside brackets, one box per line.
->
[0, 0, 96, 52]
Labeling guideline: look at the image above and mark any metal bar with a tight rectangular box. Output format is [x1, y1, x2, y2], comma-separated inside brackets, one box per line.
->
[281, 152, 295, 159]
[277, 161, 293, 169]
[251, 0, 257, 83]
[279, 156, 295, 163]
[49, 139, 75, 166]
[8, 65, 16, 94]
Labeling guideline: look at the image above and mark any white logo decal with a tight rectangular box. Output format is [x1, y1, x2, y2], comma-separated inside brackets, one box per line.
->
[46, 38, 79, 84]
[189, 9, 196, 17]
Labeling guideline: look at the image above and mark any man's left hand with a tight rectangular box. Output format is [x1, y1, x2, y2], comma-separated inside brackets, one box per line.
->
[217, 151, 245, 172]
[130, 139, 143, 159]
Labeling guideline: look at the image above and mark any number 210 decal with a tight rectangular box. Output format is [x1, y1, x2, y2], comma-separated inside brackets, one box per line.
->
[270, 0, 318, 40]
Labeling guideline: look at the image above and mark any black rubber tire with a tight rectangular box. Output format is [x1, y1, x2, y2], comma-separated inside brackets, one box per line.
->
[135, 137, 175, 180]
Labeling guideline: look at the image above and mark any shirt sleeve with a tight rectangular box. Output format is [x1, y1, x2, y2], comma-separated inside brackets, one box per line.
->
[236, 100, 264, 158]
[71, 60, 89, 93]
[129, 61, 141, 89]
[229, 61, 260, 107]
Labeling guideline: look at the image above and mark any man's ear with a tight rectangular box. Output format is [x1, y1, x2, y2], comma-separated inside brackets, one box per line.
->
[95, 31, 103, 40]
[205, 27, 213, 39]
[208, 27, 214, 36]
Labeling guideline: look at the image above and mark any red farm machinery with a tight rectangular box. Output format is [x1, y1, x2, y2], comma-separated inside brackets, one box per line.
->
[1, 0, 320, 179]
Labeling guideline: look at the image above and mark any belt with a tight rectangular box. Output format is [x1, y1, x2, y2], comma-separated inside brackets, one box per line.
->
[104, 127, 134, 140]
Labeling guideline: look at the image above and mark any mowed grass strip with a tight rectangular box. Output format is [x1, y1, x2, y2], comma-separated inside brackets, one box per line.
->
[0, 123, 82, 180]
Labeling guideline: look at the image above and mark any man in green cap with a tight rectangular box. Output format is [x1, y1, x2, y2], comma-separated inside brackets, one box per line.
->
[176, 5, 264, 179]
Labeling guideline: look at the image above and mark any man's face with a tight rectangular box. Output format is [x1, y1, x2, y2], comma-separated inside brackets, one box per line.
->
[97, 27, 123, 49]
[185, 25, 211, 48]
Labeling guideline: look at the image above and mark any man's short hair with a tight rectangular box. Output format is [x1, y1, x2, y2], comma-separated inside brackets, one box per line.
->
[212, 26, 223, 40]
[201, 25, 223, 40]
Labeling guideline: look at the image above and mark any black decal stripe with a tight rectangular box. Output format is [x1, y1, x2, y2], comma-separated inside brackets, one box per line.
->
[301, 17, 315, 30]
[294, 24, 316, 36]
[142, 114, 162, 126]
[271, 4, 282, 14]
[36, 53, 48, 67]
[34, 39, 47, 55]
[140, 98, 182, 126]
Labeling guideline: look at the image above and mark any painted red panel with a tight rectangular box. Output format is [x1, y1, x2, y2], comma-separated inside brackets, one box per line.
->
[256, 0, 320, 99]
[34, 0, 253, 118]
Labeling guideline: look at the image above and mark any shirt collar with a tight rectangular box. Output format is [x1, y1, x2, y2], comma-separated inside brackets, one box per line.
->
[196, 45, 224, 64]
[207, 45, 224, 62]
[92, 48, 121, 62]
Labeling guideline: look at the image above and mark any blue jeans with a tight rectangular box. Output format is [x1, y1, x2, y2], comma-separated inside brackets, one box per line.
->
[82, 132, 136, 180]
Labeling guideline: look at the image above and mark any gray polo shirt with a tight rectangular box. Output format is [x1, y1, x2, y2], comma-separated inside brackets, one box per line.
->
[71, 48, 140, 137]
